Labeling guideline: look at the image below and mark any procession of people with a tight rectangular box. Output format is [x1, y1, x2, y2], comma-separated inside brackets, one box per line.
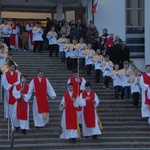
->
[0, 18, 150, 144]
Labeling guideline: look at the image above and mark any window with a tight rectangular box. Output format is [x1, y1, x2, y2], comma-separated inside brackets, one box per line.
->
[126, 0, 144, 56]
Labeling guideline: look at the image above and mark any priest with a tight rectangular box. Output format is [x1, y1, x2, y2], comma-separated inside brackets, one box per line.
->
[28, 69, 56, 128]
[25, 19, 35, 51]
[140, 64, 150, 124]
[2, 61, 20, 128]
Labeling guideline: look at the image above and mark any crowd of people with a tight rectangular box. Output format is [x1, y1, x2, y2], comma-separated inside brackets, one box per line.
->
[0, 18, 150, 143]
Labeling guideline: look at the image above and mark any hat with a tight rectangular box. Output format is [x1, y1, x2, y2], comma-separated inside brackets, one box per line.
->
[108, 33, 114, 36]
[114, 39, 119, 43]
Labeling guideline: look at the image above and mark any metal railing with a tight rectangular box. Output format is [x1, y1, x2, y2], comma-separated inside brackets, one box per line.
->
[1, 76, 15, 149]
[8, 105, 15, 150]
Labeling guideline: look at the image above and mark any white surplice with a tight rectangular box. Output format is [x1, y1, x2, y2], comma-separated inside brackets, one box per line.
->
[111, 71, 122, 87]
[78, 91, 101, 136]
[32, 28, 43, 41]
[28, 77, 56, 127]
[59, 91, 79, 139]
[140, 73, 150, 118]
[1, 71, 20, 127]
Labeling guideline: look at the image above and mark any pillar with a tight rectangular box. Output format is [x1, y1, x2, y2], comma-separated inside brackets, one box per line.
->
[145, 0, 150, 65]
[56, 3, 63, 21]
[86, 0, 92, 23]
[0, 1, 2, 24]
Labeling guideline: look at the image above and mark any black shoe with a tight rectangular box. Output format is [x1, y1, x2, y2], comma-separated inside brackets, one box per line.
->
[134, 105, 139, 109]
[72, 138, 76, 143]
[115, 96, 118, 99]
[92, 135, 98, 139]
[36, 126, 44, 129]
[22, 129, 27, 135]
[15, 127, 20, 131]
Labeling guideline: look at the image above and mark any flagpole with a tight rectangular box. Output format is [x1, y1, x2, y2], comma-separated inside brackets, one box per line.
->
[92, 0, 95, 23]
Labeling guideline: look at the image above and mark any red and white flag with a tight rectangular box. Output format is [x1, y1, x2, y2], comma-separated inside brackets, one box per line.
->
[91, 0, 100, 13]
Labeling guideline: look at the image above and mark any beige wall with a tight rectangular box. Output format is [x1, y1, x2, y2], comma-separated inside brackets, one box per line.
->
[2, 11, 51, 19]
[2, 11, 74, 22]
[65, 11, 75, 22]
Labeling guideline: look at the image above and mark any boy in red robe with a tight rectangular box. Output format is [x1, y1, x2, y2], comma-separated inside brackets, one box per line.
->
[59, 83, 80, 142]
[79, 82, 101, 139]
[13, 75, 30, 134]
[67, 69, 86, 123]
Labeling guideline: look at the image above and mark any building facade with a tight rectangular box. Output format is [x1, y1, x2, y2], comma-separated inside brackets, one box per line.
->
[0, 0, 149, 71]
[92, 0, 148, 71]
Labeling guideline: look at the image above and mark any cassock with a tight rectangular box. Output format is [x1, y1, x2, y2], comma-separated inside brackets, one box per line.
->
[28, 76, 56, 127]
[12, 83, 30, 130]
[79, 90, 101, 137]
[25, 23, 35, 50]
[1, 70, 20, 127]
[59, 91, 80, 139]
[67, 76, 86, 123]
[140, 72, 150, 122]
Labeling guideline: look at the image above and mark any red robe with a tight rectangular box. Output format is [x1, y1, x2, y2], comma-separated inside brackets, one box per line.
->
[82, 91, 95, 128]
[106, 36, 113, 48]
[10, 24, 17, 47]
[70, 76, 83, 95]
[70, 76, 83, 111]
[5, 70, 18, 104]
[29, 23, 35, 45]
[64, 91, 78, 129]
[143, 73, 150, 105]
[33, 77, 49, 113]
[16, 83, 29, 120]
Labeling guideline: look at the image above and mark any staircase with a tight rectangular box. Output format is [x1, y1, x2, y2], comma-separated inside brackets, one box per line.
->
[0, 50, 150, 150]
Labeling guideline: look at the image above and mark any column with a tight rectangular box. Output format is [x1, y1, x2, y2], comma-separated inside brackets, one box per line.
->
[145, 0, 150, 65]
[56, 3, 63, 21]
[51, 10, 54, 20]
[0, 1, 2, 24]
[86, 0, 92, 23]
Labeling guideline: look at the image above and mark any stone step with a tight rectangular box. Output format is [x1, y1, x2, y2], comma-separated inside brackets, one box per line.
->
[1, 141, 150, 150]
[1, 137, 150, 145]
[1, 50, 145, 149]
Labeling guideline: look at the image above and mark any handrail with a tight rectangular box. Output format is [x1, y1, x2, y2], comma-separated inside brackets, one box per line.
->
[8, 105, 15, 150]
[0, 84, 2, 102]
[1, 75, 15, 149]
